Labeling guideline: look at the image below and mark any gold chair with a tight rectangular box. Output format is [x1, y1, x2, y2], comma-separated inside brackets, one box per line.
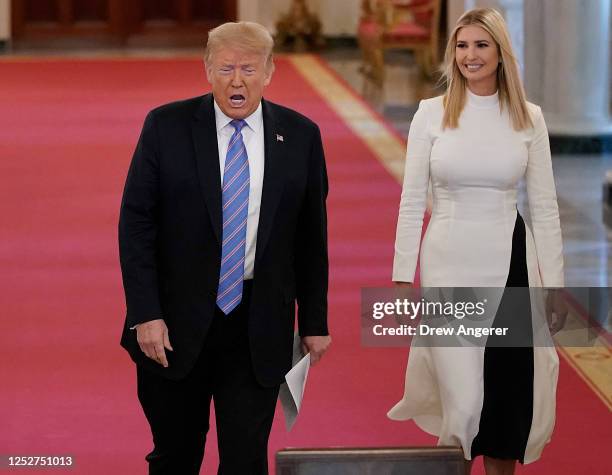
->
[358, 0, 442, 83]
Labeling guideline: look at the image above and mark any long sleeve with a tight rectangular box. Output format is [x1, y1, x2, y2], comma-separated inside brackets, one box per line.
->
[296, 124, 329, 336]
[119, 111, 163, 327]
[392, 100, 432, 283]
[525, 106, 564, 287]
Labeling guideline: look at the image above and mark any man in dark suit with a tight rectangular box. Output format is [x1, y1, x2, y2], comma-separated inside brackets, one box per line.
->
[119, 21, 330, 475]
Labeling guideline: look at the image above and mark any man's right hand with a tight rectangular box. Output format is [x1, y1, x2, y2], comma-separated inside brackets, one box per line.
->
[136, 319, 173, 368]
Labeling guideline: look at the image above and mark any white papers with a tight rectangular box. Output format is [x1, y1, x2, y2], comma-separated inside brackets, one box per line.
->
[279, 334, 311, 431]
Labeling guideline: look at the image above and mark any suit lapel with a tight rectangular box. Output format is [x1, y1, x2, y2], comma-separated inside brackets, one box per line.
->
[192, 94, 222, 244]
[255, 99, 285, 268]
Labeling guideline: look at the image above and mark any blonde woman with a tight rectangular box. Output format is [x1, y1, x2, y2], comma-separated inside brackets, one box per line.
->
[388, 8, 567, 475]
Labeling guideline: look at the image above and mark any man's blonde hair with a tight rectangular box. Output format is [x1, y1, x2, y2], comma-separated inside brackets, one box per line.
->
[441, 8, 533, 131]
[205, 21, 275, 72]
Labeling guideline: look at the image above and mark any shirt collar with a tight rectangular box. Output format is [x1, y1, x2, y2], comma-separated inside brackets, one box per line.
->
[213, 99, 263, 134]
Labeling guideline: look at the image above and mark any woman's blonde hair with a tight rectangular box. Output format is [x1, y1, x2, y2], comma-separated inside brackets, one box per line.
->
[441, 8, 533, 130]
[205, 21, 275, 72]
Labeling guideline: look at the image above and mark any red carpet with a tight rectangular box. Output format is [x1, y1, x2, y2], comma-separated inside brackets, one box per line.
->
[0, 57, 609, 474]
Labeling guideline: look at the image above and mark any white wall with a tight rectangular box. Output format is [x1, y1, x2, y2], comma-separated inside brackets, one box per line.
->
[448, 0, 467, 32]
[238, 0, 260, 23]
[0, 0, 10, 41]
[313, 0, 361, 36]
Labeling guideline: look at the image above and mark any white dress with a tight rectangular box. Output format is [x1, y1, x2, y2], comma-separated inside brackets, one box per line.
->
[387, 90, 564, 463]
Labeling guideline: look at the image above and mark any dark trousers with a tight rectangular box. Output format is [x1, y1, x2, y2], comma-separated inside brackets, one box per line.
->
[137, 282, 280, 475]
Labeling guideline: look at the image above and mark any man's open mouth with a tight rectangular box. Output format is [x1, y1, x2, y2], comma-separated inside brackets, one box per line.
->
[230, 95, 246, 106]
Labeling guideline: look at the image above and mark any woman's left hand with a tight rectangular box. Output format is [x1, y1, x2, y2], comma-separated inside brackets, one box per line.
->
[546, 289, 568, 335]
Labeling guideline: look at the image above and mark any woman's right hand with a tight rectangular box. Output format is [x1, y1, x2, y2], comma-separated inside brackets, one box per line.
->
[394, 281, 413, 288]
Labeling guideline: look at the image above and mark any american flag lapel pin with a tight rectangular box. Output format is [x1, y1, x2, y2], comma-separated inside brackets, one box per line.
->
[276, 133, 284, 142]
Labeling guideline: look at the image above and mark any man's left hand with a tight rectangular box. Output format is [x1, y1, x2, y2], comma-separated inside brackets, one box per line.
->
[301, 335, 331, 366]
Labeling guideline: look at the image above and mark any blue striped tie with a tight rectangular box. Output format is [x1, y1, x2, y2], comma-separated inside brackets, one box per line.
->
[217, 119, 250, 315]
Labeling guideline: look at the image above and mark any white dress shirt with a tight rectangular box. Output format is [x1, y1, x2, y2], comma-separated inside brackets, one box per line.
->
[214, 100, 265, 280]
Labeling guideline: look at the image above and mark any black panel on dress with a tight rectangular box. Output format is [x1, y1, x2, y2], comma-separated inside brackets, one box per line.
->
[470, 212, 535, 463]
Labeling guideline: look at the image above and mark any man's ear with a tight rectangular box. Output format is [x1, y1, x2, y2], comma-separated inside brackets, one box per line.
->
[204, 62, 212, 84]
[264, 63, 275, 87]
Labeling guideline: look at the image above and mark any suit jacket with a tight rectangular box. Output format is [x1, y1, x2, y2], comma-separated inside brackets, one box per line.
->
[119, 93, 328, 386]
